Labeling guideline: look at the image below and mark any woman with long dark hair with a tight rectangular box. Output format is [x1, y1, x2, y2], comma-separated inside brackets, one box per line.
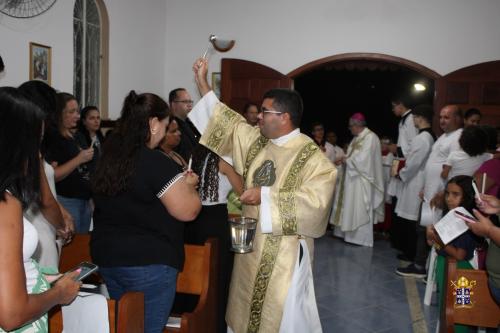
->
[75, 106, 105, 175]
[18, 80, 75, 270]
[0, 87, 80, 332]
[45, 93, 94, 233]
[90, 91, 201, 333]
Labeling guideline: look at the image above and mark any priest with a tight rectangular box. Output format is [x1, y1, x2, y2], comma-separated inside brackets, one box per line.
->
[331, 113, 385, 247]
[189, 58, 336, 333]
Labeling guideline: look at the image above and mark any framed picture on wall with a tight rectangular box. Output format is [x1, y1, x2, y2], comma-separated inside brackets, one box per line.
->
[212, 72, 221, 98]
[29, 42, 51, 84]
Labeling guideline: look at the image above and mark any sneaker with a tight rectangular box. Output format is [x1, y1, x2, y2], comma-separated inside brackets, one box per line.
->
[395, 264, 427, 278]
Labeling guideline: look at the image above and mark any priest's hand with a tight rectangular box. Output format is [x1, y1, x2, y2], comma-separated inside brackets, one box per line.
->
[240, 187, 261, 205]
[193, 58, 211, 96]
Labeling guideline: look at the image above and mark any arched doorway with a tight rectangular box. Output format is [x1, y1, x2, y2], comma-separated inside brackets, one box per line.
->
[220, 55, 500, 138]
[288, 53, 440, 79]
[288, 53, 440, 145]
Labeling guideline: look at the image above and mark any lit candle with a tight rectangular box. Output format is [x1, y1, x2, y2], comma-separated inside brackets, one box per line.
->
[481, 173, 486, 194]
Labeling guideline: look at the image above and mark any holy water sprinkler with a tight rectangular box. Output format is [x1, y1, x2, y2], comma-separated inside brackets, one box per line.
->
[202, 34, 236, 59]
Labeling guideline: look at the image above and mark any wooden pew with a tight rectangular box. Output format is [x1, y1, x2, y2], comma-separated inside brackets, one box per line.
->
[164, 239, 217, 333]
[440, 257, 500, 332]
[49, 234, 144, 333]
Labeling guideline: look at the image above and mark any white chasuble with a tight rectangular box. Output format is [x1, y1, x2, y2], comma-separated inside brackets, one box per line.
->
[330, 127, 384, 247]
[190, 93, 337, 333]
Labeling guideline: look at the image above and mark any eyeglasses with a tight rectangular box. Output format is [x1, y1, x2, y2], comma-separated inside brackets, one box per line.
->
[260, 109, 283, 115]
[173, 100, 194, 104]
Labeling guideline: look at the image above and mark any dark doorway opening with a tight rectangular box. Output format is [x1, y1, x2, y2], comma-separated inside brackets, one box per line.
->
[294, 61, 435, 147]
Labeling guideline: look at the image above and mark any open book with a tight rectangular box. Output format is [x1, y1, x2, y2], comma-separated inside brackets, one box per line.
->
[434, 207, 472, 245]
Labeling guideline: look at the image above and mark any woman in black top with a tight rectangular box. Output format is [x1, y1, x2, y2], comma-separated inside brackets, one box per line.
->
[45, 93, 94, 233]
[75, 106, 105, 175]
[90, 91, 201, 333]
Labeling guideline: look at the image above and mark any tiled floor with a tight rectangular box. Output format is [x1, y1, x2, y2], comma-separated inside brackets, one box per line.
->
[313, 234, 440, 333]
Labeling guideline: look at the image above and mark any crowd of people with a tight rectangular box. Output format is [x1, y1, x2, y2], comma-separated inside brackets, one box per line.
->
[1, 52, 499, 333]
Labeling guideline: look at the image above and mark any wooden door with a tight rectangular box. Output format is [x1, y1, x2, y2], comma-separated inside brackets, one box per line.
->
[220, 58, 292, 113]
[435, 61, 500, 132]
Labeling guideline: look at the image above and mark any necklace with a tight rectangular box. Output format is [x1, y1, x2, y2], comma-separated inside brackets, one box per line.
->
[161, 150, 187, 170]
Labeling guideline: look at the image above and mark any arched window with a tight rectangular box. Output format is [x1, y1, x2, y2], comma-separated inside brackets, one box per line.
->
[73, 0, 109, 117]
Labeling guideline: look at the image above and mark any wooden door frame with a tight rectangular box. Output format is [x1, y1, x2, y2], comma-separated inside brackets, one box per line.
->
[287, 52, 441, 80]
[287, 52, 442, 132]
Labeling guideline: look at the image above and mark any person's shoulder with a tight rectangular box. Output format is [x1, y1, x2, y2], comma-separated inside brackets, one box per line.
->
[139, 147, 166, 161]
[0, 191, 22, 223]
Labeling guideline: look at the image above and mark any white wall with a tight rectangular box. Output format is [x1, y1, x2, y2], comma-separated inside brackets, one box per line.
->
[165, 0, 500, 100]
[0, 1, 74, 90]
[105, 0, 166, 117]
[2, 0, 500, 118]
[0, 0, 167, 119]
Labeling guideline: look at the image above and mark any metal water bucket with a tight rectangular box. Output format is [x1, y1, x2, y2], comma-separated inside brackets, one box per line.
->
[229, 217, 257, 253]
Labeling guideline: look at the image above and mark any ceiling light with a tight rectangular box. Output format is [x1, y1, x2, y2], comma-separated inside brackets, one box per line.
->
[414, 83, 426, 91]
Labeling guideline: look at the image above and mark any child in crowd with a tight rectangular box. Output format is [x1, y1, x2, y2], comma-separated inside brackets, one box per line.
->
[441, 126, 492, 180]
[426, 175, 480, 333]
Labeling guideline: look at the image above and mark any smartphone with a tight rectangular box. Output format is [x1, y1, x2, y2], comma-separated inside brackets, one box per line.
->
[71, 262, 99, 281]
[50, 262, 99, 285]
[454, 210, 477, 224]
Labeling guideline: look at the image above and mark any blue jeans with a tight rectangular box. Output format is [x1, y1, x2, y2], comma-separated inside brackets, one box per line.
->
[57, 195, 91, 233]
[100, 265, 178, 333]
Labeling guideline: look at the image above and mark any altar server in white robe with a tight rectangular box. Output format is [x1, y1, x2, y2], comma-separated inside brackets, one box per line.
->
[387, 96, 418, 199]
[387, 96, 418, 254]
[190, 58, 337, 333]
[331, 113, 385, 247]
[393, 105, 435, 277]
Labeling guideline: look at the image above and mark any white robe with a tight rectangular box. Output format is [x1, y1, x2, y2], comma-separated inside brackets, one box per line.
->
[395, 130, 434, 221]
[382, 152, 395, 203]
[330, 127, 385, 247]
[422, 128, 462, 200]
[387, 111, 418, 199]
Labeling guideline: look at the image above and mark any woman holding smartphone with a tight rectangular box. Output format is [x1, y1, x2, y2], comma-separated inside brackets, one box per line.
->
[45, 93, 94, 233]
[0, 87, 80, 332]
[75, 106, 105, 175]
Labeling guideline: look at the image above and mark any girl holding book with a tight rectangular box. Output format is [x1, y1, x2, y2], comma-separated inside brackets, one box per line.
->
[426, 175, 481, 333]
